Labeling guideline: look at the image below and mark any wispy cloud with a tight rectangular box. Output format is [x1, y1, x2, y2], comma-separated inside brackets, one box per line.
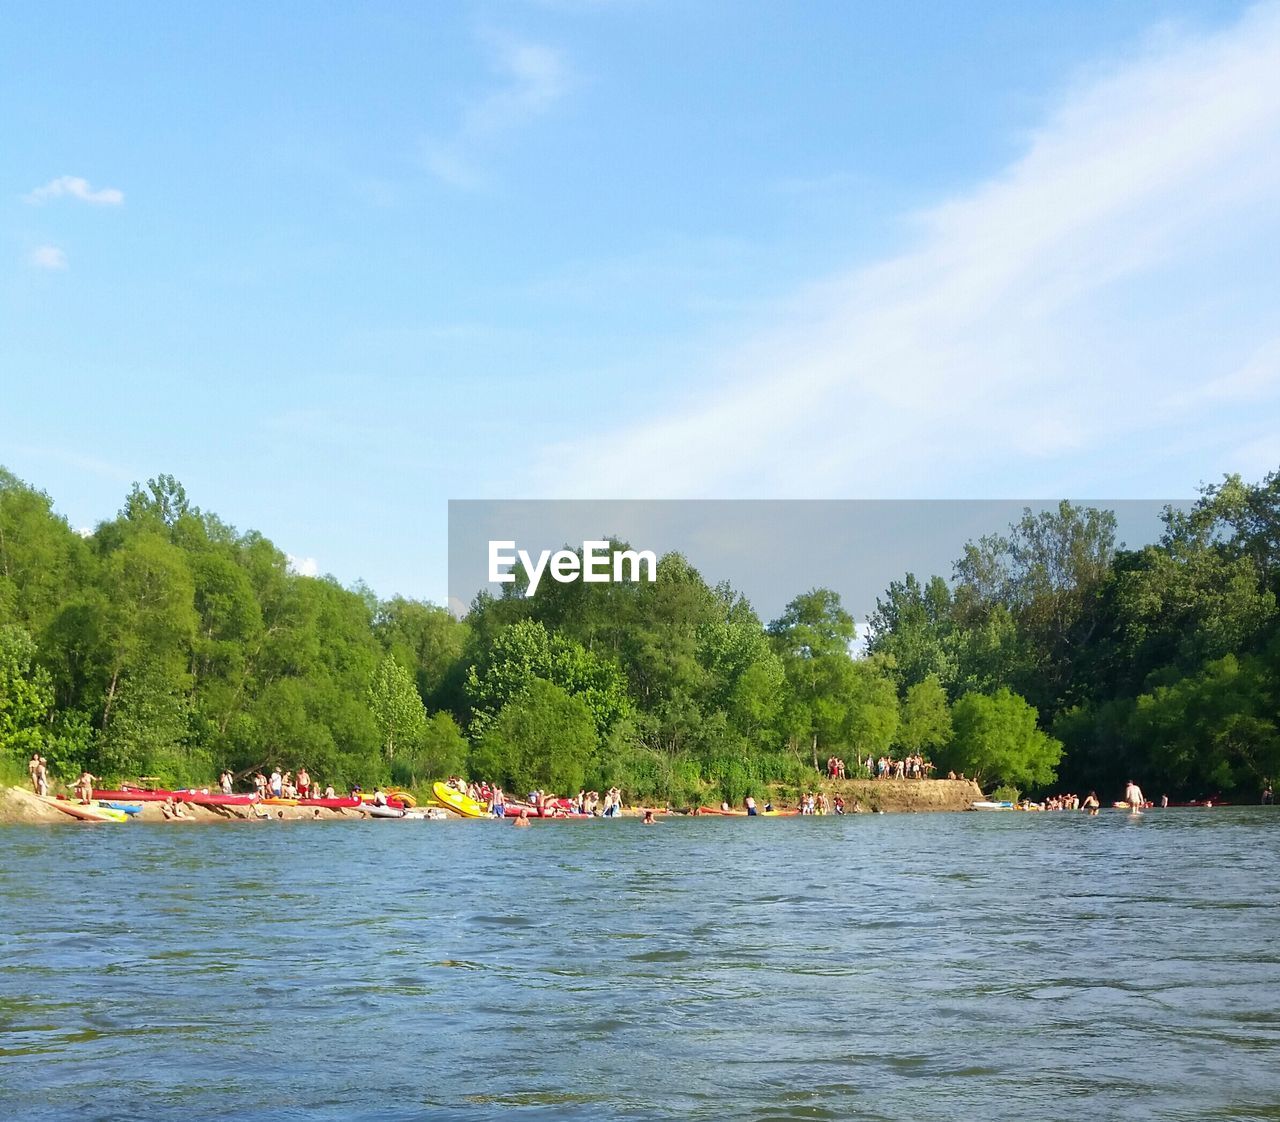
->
[537, 4, 1280, 497]
[29, 245, 67, 270]
[424, 31, 570, 189]
[25, 175, 124, 205]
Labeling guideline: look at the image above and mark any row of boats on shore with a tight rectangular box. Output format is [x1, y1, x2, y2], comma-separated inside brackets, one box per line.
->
[38, 780, 819, 823]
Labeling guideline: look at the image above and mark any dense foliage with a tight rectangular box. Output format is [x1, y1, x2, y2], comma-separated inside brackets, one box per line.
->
[2, 466, 1277, 802]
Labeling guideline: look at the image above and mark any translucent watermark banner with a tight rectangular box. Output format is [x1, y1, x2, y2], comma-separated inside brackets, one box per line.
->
[447, 499, 1186, 624]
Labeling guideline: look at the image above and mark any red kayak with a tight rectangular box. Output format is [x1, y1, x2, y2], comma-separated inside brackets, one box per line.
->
[175, 791, 259, 806]
[93, 787, 175, 802]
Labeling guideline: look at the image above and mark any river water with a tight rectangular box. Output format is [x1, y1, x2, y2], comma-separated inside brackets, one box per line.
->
[2, 808, 1278, 1121]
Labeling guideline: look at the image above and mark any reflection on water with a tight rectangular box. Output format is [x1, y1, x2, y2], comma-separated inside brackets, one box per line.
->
[2, 809, 1278, 1120]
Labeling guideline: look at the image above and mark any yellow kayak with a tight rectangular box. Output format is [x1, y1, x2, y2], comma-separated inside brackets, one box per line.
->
[431, 782, 489, 819]
[43, 797, 128, 823]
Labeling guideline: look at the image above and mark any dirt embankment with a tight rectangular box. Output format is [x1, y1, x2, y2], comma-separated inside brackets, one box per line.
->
[799, 778, 984, 813]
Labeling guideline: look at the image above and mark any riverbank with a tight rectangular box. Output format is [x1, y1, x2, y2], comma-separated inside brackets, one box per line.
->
[800, 777, 985, 813]
[0, 787, 389, 824]
[0, 778, 985, 824]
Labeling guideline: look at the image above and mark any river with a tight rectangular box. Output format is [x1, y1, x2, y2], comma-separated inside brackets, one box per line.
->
[2, 808, 1277, 1120]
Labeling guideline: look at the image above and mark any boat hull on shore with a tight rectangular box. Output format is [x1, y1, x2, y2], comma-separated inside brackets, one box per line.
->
[93, 787, 174, 802]
[43, 797, 128, 822]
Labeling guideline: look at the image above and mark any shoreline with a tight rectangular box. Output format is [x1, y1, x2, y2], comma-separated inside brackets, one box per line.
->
[1, 778, 986, 825]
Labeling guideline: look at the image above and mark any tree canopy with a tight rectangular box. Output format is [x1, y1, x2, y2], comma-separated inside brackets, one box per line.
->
[4, 464, 1280, 802]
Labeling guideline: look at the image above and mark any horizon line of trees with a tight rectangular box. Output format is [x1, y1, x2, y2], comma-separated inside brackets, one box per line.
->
[2, 464, 1278, 804]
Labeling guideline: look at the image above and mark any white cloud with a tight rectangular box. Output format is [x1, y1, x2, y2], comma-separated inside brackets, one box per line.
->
[536, 4, 1280, 498]
[25, 175, 124, 205]
[1166, 338, 1280, 409]
[463, 34, 568, 136]
[424, 32, 570, 188]
[29, 245, 67, 270]
[287, 554, 320, 578]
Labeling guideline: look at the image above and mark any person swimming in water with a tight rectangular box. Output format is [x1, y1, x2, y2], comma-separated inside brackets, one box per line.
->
[514, 808, 531, 828]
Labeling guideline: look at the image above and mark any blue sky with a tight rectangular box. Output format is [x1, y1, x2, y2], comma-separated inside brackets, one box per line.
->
[3, 1, 1278, 604]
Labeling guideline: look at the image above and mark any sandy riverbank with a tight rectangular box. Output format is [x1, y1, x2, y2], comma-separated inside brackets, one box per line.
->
[1, 778, 986, 825]
[0, 787, 423, 825]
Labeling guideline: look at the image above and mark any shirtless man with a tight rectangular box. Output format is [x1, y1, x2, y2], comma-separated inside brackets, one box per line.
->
[35, 757, 48, 797]
[297, 767, 310, 799]
[514, 808, 531, 828]
[1124, 780, 1145, 810]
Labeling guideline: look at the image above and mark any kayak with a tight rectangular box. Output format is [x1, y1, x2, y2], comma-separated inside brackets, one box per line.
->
[432, 782, 489, 819]
[43, 797, 128, 823]
[971, 801, 1015, 810]
[297, 796, 363, 809]
[93, 787, 174, 802]
[357, 789, 417, 808]
[98, 802, 143, 815]
[366, 804, 406, 819]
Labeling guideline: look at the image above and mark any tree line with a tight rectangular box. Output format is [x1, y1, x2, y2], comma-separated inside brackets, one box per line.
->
[2, 465, 1277, 803]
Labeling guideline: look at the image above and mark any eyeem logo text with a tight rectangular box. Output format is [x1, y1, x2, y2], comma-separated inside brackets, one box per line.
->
[488, 540, 658, 596]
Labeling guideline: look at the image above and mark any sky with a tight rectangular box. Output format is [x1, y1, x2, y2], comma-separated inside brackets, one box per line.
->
[3, 0, 1279, 605]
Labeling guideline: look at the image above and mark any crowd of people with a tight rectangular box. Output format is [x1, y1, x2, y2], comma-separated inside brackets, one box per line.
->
[870, 755, 935, 779]
[442, 777, 628, 818]
[246, 767, 337, 801]
[825, 755, 940, 780]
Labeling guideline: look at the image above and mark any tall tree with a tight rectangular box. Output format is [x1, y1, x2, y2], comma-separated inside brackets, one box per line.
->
[367, 654, 426, 762]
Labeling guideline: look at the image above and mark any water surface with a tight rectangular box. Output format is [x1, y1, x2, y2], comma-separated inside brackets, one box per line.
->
[2, 808, 1277, 1120]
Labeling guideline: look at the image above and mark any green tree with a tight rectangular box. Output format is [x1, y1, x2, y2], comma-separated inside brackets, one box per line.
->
[1128, 651, 1279, 796]
[368, 654, 426, 762]
[0, 625, 54, 761]
[470, 678, 597, 794]
[945, 688, 1062, 790]
[866, 574, 957, 690]
[466, 618, 630, 740]
[843, 659, 900, 759]
[896, 674, 952, 757]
